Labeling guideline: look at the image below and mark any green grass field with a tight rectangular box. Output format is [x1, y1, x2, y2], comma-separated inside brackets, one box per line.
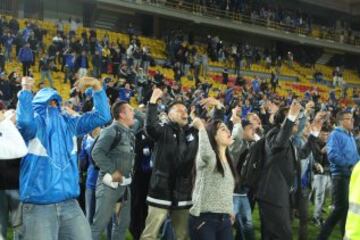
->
[6, 203, 342, 240]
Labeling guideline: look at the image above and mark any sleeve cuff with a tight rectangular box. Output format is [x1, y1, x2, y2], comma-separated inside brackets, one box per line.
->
[287, 115, 297, 122]
[310, 131, 320, 138]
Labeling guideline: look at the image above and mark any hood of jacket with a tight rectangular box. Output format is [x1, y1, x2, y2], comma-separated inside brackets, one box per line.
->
[32, 88, 62, 116]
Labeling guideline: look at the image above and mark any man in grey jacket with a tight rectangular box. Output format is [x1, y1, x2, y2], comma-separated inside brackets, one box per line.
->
[91, 100, 135, 240]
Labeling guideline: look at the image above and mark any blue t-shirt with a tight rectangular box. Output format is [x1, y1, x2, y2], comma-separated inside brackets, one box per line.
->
[80, 57, 87, 68]
[79, 135, 99, 190]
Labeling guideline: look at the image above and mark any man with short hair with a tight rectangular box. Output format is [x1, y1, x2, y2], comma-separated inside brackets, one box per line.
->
[91, 100, 136, 240]
[257, 101, 322, 240]
[230, 108, 256, 240]
[140, 89, 221, 240]
[16, 76, 111, 240]
[17, 43, 33, 76]
[317, 111, 360, 240]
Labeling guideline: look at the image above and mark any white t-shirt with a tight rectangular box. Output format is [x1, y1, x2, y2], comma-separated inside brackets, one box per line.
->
[0, 119, 28, 160]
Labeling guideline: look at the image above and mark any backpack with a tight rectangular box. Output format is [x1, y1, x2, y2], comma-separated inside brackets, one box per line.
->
[239, 136, 269, 191]
[90, 128, 122, 170]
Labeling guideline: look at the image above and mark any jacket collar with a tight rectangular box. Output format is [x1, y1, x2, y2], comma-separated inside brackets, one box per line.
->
[336, 127, 352, 136]
[113, 120, 131, 133]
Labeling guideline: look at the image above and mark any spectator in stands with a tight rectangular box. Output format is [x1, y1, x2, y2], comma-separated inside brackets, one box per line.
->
[75, 50, 89, 78]
[64, 50, 76, 84]
[270, 72, 279, 92]
[317, 111, 360, 240]
[332, 66, 343, 88]
[2, 32, 14, 62]
[56, 19, 64, 35]
[16, 76, 111, 240]
[0, 106, 28, 240]
[91, 101, 135, 240]
[92, 50, 102, 78]
[189, 117, 236, 240]
[39, 54, 54, 88]
[0, 49, 5, 73]
[69, 18, 79, 37]
[119, 83, 134, 103]
[0, 72, 13, 108]
[18, 42, 33, 76]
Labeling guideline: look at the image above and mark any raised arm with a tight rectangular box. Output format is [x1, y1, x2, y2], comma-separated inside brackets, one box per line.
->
[67, 77, 112, 136]
[16, 77, 37, 141]
[192, 118, 216, 169]
[145, 88, 165, 140]
[268, 101, 302, 152]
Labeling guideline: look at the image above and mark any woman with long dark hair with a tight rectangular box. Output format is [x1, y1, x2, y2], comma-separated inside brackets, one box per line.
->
[189, 118, 236, 240]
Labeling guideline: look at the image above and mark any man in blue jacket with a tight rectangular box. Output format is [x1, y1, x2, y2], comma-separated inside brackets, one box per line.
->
[17, 43, 33, 76]
[16, 76, 111, 240]
[317, 111, 360, 240]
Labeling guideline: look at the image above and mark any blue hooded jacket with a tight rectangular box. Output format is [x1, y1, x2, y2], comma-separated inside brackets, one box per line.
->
[16, 88, 111, 204]
[327, 127, 360, 176]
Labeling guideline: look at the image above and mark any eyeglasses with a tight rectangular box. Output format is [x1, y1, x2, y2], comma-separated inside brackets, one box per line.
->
[343, 117, 354, 121]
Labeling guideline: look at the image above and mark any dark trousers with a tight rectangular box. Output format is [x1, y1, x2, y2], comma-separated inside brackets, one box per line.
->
[297, 190, 309, 240]
[317, 176, 350, 240]
[259, 201, 292, 240]
[188, 213, 233, 240]
[22, 61, 32, 76]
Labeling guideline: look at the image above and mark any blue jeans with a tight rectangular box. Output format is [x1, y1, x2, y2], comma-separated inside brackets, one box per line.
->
[5, 47, 11, 62]
[233, 195, 255, 240]
[188, 213, 233, 240]
[40, 70, 54, 88]
[85, 188, 96, 224]
[21, 199, 91, 240]
[91, 182, 131, 240]
[0, 190, 22, 240]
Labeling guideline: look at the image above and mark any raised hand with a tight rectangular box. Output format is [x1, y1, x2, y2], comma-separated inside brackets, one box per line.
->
[231, 107, 241, 124]
[266, 101, 279, 115]
[150, 88, 163, 104]
[21, 77, 35, 91]
[192, 117, 205, 130]
[75, 77, 102, 93]
[288, 100, 302, 118]
[200, 97, 223, 109]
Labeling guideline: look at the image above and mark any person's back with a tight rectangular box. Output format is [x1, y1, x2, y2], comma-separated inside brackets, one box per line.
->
[16, 77, 111, 240]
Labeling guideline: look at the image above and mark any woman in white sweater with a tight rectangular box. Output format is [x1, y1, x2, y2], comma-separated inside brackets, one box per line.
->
[189, 118, 236, 240]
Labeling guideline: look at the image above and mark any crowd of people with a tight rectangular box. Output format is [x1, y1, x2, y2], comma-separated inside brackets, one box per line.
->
[0, 14, 360, 240]
[164, 0, 359, 45]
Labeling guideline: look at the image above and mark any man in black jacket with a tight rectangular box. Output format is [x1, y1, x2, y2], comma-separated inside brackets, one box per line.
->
[140, 88, 224, 240]
[140, 88, 196, 240]
[256, 101, 322, 240]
